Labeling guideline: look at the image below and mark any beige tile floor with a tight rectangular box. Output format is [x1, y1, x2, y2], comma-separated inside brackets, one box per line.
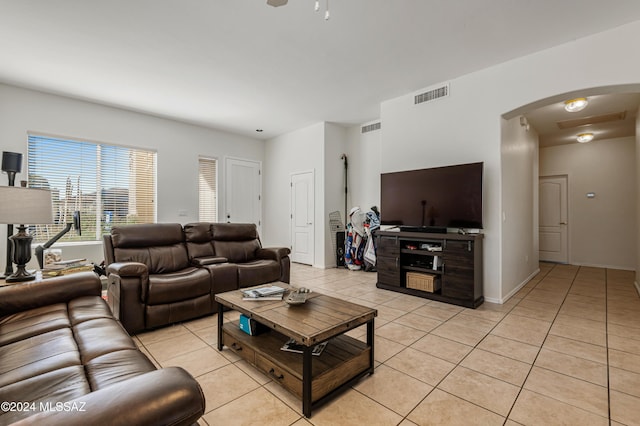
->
[133, 263, 640, 425]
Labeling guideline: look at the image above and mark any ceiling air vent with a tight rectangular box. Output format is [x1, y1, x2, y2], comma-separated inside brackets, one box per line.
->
[361, 122, 381, 133]
[414, 83, 450, 105]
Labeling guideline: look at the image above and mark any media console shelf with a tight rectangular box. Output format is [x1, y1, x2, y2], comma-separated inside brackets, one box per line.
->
[376, 230, 483, 308]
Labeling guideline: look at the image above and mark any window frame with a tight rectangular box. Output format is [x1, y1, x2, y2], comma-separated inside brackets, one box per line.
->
[27, 132, 157, 243]
[198, 155, 218, 223]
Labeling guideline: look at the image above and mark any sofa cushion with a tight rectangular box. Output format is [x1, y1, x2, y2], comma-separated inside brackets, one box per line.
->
[237, 260, 281, 288]
[74, 318, 139, 364]
[0, 328, 81, 388]
[111, 223, 190, 273]
[212, 240, 261, 263]
[184, 223, 216, 260]
[0, 303, 69, 347]
[211, 223, 259, 241]
[205, 263, 239, 294]
[85, 349, 156, 390]
[146, 268, 211, 305]
[68, 296, 116, 325]
[114, 244, 190, 274]
[0, 365, 91, 425]
[111, 223, 184, 248]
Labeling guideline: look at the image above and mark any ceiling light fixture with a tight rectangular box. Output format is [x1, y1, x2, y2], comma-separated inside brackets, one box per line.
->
[315, 0, 329, 20]
[268, 0, 330, 20]
[576, 132, 594, 143]
[564, 97, 588, 113]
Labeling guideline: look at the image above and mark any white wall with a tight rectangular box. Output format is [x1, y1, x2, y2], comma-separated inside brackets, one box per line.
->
[540, 137, 636, 269]
[263, 122, 348, 268]
[381, 80, 503, 301]
[323, 123, 348, 267]
[0, 84, 263, 268]
[263, 122, 324, 264]
[637, 112, 640, 288]
[379, 20, 640, 301]
[501, 116, 539, 300]
[345, 123, 382, 213]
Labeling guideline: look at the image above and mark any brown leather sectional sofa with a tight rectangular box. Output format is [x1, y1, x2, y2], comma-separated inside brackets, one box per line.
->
[0, 272, 205, 425]
[103, 222, 290, 334]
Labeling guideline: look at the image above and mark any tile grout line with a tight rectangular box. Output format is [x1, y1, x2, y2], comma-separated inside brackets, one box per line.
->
[605, 267, 611, 424]
[500, 263, 579, 423]
[392, 270, 539, 423]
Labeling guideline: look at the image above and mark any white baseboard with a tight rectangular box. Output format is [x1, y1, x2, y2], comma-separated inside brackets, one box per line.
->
[570, 262, 635, 271]
[496, 268, 541, 304]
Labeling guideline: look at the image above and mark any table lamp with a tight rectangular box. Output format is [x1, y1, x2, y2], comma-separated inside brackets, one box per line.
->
[0, 186, 53, 282]
[2, 151, 23, 278]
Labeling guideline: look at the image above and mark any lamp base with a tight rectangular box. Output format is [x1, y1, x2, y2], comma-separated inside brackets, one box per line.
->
[5, 266, 36, 282]
[7, 225, 35, 283]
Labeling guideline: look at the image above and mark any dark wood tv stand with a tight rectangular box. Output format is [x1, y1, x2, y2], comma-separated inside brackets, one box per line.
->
[376, 230, 483, 308]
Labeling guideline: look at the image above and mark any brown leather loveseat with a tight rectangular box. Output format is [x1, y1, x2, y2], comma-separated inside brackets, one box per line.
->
[184, 222, 291, 288]
[103, 222, 290, 334]
[0, 272, 205, 426]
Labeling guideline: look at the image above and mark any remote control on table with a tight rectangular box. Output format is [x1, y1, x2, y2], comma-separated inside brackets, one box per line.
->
[285, 287, 310, 305]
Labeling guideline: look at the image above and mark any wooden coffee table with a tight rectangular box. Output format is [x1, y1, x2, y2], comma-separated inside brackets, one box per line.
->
[215, 283, 377, 418]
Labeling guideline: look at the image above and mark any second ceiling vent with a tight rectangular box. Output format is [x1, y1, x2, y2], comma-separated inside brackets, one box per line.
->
[415, 83, 450, 105]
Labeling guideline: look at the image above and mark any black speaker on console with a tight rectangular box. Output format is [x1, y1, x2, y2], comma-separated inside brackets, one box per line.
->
[336, 231, 345, 267]
[2, 151, 23, 180]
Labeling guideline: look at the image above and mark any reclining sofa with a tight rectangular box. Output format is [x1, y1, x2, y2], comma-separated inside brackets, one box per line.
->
[103, 222, 290, 334]
[0, 272, 205, 426]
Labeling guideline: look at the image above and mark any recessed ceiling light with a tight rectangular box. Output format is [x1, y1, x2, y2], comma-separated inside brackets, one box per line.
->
[564, 97, 588, 112]
[576, 133, 594, 143]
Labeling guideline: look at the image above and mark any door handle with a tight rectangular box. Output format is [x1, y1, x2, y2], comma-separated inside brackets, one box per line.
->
[560, 222, 567, 225]
[307, 222, 313, 225]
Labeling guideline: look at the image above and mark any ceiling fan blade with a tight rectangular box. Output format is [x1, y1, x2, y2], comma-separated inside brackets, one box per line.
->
[267, 0, 288, 7]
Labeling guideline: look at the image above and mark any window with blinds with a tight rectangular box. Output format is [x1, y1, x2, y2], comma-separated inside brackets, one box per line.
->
[27, 134, 157, 242]
[198, 157, 218, 222]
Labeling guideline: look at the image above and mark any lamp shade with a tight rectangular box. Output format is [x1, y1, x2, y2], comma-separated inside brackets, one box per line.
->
[0, 186, 54, 225]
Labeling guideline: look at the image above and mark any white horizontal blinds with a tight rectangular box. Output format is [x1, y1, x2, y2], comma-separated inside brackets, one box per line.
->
[99, 144, 156, 232]
[198, 157, 218, 222]
[27, 135, 156, 242]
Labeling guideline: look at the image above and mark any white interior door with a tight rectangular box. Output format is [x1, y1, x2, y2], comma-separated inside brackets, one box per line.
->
[539, 175, 568, 263]
[225, 158, 261, 230]
[290, 171, 314, 265]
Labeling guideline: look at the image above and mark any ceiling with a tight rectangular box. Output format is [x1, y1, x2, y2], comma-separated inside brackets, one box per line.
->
[2, 1, 640, 140]
[525, 93, 640, 147]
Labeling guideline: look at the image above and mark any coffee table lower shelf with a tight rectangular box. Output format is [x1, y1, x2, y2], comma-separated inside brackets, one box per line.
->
[222, 322, 372, 415]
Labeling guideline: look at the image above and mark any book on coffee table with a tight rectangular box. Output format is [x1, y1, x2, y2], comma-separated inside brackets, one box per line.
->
[280, 339, 327, 356]
[242, 285, 285, 301]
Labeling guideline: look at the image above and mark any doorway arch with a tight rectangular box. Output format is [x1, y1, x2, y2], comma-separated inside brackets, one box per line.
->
[500, 84, 640, 301]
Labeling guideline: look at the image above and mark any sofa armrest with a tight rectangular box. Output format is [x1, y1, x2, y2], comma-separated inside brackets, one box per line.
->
[106, 263, 149, 334]
[12, 367, 205, 426]
[107, 261, 148, 277]
[191, 256, 228, 266]
[0, 272, 101, 316]
[256, 247, 291, 262]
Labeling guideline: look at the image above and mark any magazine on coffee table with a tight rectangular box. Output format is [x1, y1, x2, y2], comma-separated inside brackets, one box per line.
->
[242, 285, 286, 301]
[280, 338, 328, 356]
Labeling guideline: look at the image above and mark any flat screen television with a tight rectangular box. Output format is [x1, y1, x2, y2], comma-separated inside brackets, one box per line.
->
[380, 162, 483, 231]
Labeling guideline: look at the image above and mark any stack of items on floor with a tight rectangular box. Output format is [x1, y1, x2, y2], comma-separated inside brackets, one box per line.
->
[344, 206, 380, 271]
